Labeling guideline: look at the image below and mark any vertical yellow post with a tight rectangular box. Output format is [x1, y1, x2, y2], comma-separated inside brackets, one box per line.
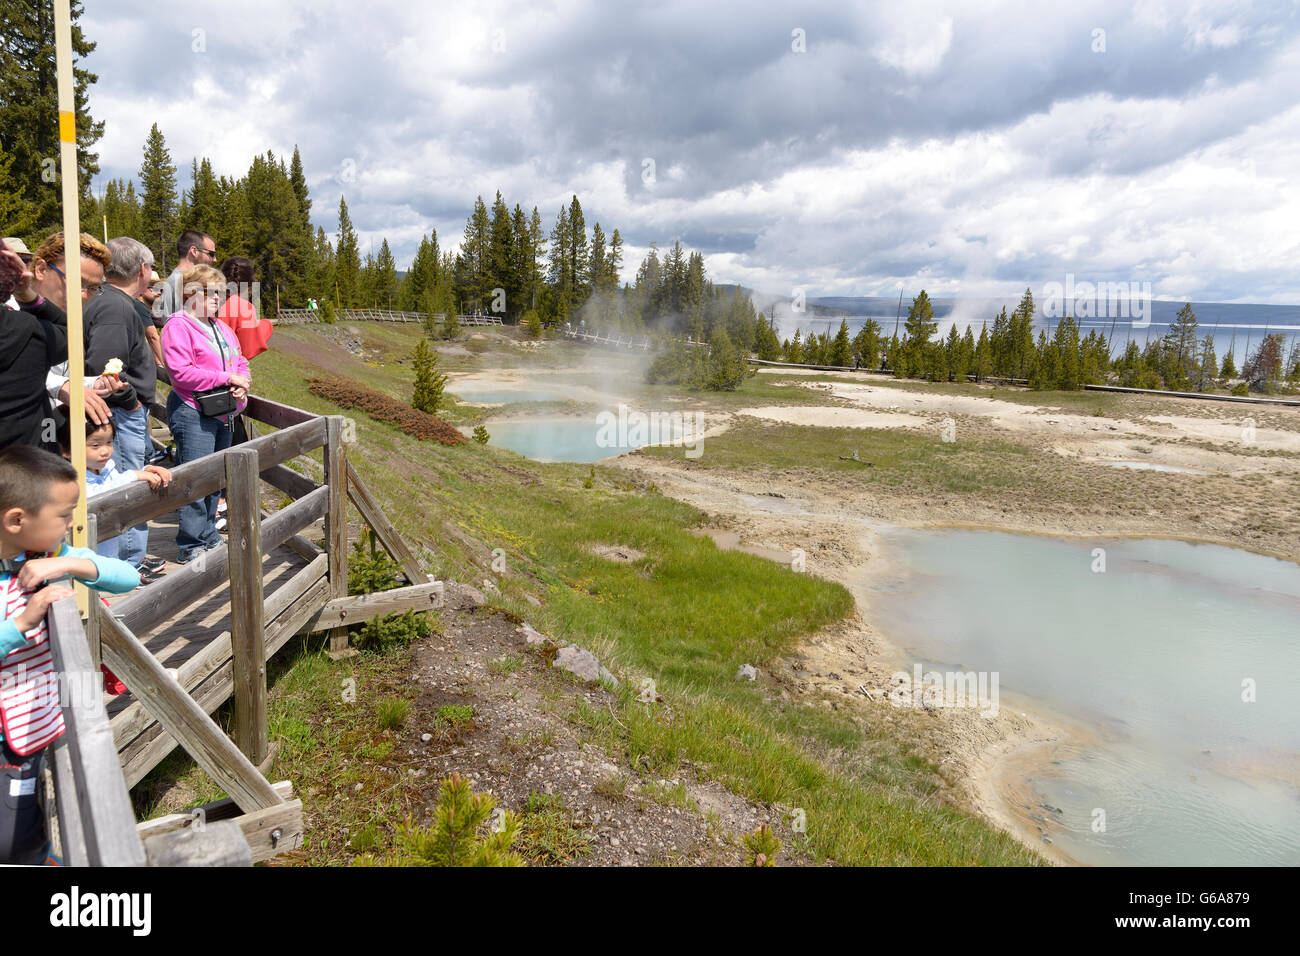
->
[54, 0, 89, 614]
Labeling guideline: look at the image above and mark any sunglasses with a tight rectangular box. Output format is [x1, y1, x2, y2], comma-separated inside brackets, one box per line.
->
[49, 262, 104, 296]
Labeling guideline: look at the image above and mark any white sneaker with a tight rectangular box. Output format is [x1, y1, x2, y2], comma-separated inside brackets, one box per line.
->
[215, 515, 228, 533]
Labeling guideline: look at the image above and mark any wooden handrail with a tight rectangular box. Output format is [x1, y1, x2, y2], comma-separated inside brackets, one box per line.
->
[90, 416, 327, 539]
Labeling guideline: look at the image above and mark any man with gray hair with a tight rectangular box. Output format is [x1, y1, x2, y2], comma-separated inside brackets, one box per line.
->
[79, 236, 163, 578]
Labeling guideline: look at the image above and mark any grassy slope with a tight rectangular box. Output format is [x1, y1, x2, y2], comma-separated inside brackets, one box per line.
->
[138, 325, 1042, 866]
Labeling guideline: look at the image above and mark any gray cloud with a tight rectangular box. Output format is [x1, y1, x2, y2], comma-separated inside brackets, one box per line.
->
[80, 0, 1300, 302]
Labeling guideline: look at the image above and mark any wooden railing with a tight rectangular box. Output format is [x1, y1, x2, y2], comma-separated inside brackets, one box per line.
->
[559, 327, 709, 352]
[273, 308, 504, 327]
[45, 389, 444, 865]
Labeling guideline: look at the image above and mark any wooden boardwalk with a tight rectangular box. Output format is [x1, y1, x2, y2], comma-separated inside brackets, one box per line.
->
[46, 389, 445, 866]
[103, 518, 314, 788]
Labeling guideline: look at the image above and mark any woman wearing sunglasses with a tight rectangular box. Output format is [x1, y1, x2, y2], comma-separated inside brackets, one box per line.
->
[160, 264, 251, 564]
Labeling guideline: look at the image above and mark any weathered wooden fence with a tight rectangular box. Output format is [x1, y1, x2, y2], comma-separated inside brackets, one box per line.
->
[274, 308, 504, 327]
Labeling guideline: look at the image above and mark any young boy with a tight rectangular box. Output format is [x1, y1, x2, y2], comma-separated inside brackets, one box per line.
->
[55, 414, 172, 584]
[0, 445, 141, 865]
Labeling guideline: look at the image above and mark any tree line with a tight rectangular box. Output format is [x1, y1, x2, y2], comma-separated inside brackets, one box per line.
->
[778, 290, 1300, 395]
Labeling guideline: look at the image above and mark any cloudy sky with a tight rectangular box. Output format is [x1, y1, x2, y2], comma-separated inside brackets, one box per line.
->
[81, 0, 1300, 304]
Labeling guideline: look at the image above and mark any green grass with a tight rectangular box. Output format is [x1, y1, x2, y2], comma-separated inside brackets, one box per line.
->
[161, 321, 1046, 866]
[377, 697, 411, 730]
[515, 791, 593, 865]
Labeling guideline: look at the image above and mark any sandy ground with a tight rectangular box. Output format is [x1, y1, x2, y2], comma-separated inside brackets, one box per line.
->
[611, 376, 1300, 864]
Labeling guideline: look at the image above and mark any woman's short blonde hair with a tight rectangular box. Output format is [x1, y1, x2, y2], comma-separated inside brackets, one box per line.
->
[181, 264, 226, 291]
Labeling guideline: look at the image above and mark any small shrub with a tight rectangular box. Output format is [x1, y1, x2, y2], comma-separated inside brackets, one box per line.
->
[582, 467, 595, 489]
[472, 425, 490, 445]
[347, 530, 432, 651]
[381, 773, 523, 866]
[377, 697, 410, 730]
[411, 338, 447, 414]
[743, 824, 781, 866]
[523, 309, 542, 338]
[1231, 382, 1249, 396]
[349, 822, 381, 853]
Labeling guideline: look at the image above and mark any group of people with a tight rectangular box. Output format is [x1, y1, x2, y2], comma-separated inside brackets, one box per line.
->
[0, 227, 272, 864]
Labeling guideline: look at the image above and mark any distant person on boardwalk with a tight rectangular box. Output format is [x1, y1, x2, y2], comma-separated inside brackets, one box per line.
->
[0, 445, 140, 864]
[155, 230, 216, 326]
[161, 265, 250, 563]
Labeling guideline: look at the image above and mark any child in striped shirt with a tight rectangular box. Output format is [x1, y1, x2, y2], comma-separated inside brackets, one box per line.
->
[0, 445, 139, 865]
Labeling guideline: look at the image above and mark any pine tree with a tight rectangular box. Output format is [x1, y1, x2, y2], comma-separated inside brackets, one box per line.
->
[566, 194, 588, 304]
[0, 142, 38, 238]
[786, 328, 803, 364]
[706, 328, 750, 390]
[374, 238, 398, 309]
[1010, 290, 1036, 379]
[830, 319, 852, 367]
[411, 339, 446, 413]
[1243, 333, 1285, 393]
[139, 123, 177, 265]
[588, 222, 607, 292]
[903, 290, 938, 371]
[487, 191, 513, 318]
[1198, 334, 1217, 391]
[0, 0, 103, 236]
[312, 225, 335, 303]
[187, 157, 221, 234]
[607, 228, 624, 289]
[380, 773, 522, 867]
[1220, 349, 1236, 380]
[1161, 303, 1199, 388]
[974, 323, 992, 381]
[334, 195, 360, 308]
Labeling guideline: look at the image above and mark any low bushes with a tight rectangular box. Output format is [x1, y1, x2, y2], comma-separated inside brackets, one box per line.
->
[308, 376, 467, 445]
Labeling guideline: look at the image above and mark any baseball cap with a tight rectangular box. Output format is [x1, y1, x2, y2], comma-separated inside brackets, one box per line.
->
[3, 237, 31, 260]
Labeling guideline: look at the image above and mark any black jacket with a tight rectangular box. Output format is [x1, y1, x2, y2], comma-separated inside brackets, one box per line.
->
[83, 284, 155, 408]
[0, 299, 68, 451]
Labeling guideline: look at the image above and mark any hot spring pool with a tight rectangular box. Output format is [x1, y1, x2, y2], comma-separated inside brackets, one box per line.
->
[868, 528, 1300, 866]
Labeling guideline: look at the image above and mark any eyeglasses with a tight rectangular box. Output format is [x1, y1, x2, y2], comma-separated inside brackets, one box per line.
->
[49, 262, 104, 296]
[194, 245, 216, 259]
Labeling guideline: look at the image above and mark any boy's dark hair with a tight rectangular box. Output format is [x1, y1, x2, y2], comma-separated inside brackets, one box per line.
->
[55, 412, 115, 453]
[0, 445, 79, 514]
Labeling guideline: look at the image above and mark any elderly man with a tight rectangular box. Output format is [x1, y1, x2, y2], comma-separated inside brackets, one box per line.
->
[82, 237, 162, 579]
[138, 268, 165, 365]
[155, 229, 215, 324]
[3, 232, 112, 450]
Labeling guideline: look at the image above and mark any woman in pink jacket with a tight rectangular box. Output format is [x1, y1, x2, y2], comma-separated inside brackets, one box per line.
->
[161, 264, 251, 563]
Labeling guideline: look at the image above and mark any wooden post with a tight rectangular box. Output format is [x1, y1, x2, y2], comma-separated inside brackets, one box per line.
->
[226, 448, 268, 764]
[85, 512, 101, 672]
[324, 416, 354, 659]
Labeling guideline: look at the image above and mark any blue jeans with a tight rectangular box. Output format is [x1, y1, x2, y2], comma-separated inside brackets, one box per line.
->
[167, 392, 231, 560]
[111, 404, 149, 568]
